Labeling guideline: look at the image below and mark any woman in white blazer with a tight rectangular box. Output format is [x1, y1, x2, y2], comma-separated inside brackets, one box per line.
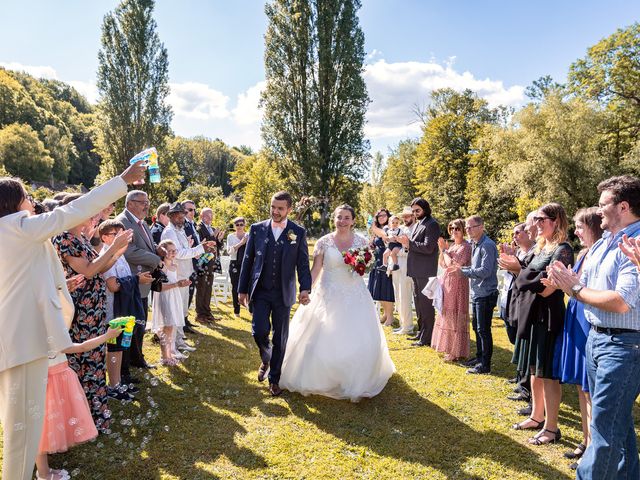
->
[0, 162, 145, 480]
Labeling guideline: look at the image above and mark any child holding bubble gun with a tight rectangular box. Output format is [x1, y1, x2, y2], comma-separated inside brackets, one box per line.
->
[35, 326, 124, 480]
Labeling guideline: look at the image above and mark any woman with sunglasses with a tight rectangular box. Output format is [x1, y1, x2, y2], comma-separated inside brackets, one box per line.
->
[511, 203, 573, 446]
[432, 219, 472, 361]
[227, 217, 249, 317]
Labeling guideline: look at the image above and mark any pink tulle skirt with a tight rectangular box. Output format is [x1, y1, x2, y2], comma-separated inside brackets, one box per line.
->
[39, 361, 98, 454]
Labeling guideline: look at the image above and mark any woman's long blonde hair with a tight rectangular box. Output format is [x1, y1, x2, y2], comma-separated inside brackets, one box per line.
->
[535, 203, 568, 253]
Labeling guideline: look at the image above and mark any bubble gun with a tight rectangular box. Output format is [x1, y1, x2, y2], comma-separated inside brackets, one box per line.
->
[108, 316, 136, 348]
[129, 147, 160, 184]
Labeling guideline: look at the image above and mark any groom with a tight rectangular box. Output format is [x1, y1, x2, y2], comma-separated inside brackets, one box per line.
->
[238, 191, 312, 396]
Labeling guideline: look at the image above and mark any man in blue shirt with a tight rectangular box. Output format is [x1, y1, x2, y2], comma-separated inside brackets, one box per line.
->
[549, 175, 640, 480]
[448, 215, 498, 374]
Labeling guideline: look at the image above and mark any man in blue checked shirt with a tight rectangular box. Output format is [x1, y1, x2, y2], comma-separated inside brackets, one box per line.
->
[549, 175, 640, 480]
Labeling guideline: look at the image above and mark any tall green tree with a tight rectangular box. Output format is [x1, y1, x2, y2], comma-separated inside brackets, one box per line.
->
[262, 0, 369, 230]
[414, 88, 497, 222]
[383, 140, 418, 213]
[96, 0, 172, 181]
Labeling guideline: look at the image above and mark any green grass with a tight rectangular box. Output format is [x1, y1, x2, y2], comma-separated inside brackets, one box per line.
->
[3, 295, 640, 479]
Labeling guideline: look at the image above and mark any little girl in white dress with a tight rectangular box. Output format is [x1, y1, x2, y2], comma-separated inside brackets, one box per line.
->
[151, 240, 192, 366]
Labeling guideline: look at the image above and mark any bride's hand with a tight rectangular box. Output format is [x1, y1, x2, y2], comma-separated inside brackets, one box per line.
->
[298, 290, 311, 305]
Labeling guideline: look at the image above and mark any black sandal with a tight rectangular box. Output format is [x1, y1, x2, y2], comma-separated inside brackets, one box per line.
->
[564, 443, 586, 459]
[529, 428, 562, 445]
[512, 417, 544, 430]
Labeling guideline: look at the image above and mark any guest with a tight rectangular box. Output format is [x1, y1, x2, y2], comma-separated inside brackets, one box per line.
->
[432, 219, 472, 361]
[398, 198, 440, 346]
[511, 203, 573, 446]
[548, 176, 640, 479]
[161, 202, 216, 353]
[116, 190, 164, 373]
[391, 207, 417, 335]
[182, 199, 202, 333]
[196, 207, 224, 324]
[150, 202, 170, 245]
[151, 239, 192, 366]
[36, 326, 122, 480]
[448, 215, 498, 374]
[0, 161, 143, 480]
[368, 208, 396, 326]
[550, 207, 602, 470]
[227, 217, 249, 318]
[52, 197, 134, 433]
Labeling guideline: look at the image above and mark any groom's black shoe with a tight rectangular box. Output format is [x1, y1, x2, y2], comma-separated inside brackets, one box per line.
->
[258, 363, 269, 382]
[269, 383, 282, 396]
[407, 334, 420, 341]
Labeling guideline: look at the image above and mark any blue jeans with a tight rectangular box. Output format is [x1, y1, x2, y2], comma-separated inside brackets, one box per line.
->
[471, 291, 498, 370]
[577, 329, 640, 480]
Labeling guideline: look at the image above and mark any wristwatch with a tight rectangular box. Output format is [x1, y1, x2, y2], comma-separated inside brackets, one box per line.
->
[571, 283, 584, 298]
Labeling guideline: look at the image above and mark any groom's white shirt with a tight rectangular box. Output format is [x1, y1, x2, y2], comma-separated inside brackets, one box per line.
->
[270, 219, 288, 242]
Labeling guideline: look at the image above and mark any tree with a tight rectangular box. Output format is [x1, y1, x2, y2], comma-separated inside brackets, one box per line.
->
[96, 0, 172, 183]
[383, 140, 418, 213]
[414, 88, 498, 222]
[42, 124, 76, 182]
[0, 123, 54, 181]
[358, 152, 387, 223]
[230, 152, 285, 224]
[262, 0, 369, 231]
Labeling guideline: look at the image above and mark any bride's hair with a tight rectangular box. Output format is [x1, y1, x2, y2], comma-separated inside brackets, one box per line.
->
[334, 204, 356, 220]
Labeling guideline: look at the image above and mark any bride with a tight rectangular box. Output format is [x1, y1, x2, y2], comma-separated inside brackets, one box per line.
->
[279, 204, 395, 402]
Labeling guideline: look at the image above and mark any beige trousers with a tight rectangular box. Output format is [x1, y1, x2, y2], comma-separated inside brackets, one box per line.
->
[0, 357, 48, 480]
[392, 255, 415, 332]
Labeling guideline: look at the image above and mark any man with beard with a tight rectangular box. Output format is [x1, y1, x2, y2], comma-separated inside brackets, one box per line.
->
[392, 206, 417, 335]
[196, 207, 225, 324]
[397, 198, 440, 347]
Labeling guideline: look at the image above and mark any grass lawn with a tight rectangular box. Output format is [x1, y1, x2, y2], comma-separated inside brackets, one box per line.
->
[3, 292, 640, 478]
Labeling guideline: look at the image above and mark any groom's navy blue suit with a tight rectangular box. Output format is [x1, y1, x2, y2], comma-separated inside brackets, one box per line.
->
[238, 219, 312, 384]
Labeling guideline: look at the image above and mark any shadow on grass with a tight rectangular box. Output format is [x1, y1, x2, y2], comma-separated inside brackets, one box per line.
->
[285, 374, 570, 479]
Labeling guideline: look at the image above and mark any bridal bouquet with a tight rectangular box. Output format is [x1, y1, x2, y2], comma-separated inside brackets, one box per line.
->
[342, 246, 374, 276]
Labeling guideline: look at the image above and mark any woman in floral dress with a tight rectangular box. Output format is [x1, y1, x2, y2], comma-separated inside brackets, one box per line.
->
[432, 219, 472, 361]
[52, 196, 131, 433]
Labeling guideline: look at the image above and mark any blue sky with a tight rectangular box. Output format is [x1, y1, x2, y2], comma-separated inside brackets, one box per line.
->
[1, 1, 638, 156]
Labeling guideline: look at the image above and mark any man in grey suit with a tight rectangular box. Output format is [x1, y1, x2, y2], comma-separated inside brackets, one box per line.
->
[397, 198, 440, 347]
[116, 190, 164, 372]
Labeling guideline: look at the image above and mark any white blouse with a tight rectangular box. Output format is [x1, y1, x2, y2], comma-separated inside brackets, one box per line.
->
[226, 232, 248, 261]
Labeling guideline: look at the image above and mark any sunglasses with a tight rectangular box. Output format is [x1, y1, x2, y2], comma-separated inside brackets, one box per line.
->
[235, 223, 245, 227]
[185, 208, 195, 213]
[449, 226, 461, 231]
[533, 216, 555, 223]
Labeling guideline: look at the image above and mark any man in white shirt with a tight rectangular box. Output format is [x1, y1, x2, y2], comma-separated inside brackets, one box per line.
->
[392, 206, 417, 335]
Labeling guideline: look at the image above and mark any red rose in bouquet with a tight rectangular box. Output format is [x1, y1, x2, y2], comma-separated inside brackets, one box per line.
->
[342, 246, 375, 276]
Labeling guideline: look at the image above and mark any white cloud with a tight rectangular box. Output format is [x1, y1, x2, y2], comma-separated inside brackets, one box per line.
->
[0, 61, 58, 79]
[232, 81, 265, 126]
[168, 82, 230, 120]
[363, 59, 526, 141]
[68, 80, 99, 103]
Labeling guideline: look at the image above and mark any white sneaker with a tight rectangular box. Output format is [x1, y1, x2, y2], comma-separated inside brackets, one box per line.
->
[178, 344, 196, 352]
[393, 328, 413, 335]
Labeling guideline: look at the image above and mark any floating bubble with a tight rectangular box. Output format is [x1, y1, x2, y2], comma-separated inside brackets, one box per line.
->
[74, 427, 85, 437]
[13, 422, 24, 431]
[104, 410, 112, 419]
[68, 417, 78, 426]
[164, 425, 170, 432]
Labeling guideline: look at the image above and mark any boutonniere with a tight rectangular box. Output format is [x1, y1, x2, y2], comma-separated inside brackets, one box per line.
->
[287, 230, 297, 244]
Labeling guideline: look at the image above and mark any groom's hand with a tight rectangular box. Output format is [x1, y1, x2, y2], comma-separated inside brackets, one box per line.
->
[238, 293, 249, 307]
[299, 290, 310, 305]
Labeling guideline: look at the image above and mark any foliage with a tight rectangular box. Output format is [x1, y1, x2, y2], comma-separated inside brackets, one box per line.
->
[383, 140, 419, 213]
[414, 88, 499, 222]
[0, 123, 54, 181]
[96, 0, 172, 180]
[165, 136, 241, 194]
[230, 152, 285, 224]
[358, 152, 387, 223]
[262, 0, 369, 231]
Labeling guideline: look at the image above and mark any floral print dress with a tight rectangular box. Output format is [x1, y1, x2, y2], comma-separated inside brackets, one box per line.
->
[52, 231, 111, 433]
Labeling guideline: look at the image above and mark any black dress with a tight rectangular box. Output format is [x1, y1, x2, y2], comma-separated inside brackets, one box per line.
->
[511, 242, 573, 379]
[367, 236, 395, 302]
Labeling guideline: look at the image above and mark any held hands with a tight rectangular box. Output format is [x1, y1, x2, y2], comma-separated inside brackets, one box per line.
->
[66, 274, 86, 293]
[177, 279, 191, 288]
[238, 293, 249, 307]
[120, 160, 147, 185]
[620, 234, 640, 270]
[203, 240, 217, 253]
[137, 271, 154, 285]
[397, 234, 409, 247]
[546, 260, 578, 295]
[298, 290, 311, 305]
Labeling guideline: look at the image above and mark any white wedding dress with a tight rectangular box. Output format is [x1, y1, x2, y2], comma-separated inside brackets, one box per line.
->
[280, 233, 395, 402]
